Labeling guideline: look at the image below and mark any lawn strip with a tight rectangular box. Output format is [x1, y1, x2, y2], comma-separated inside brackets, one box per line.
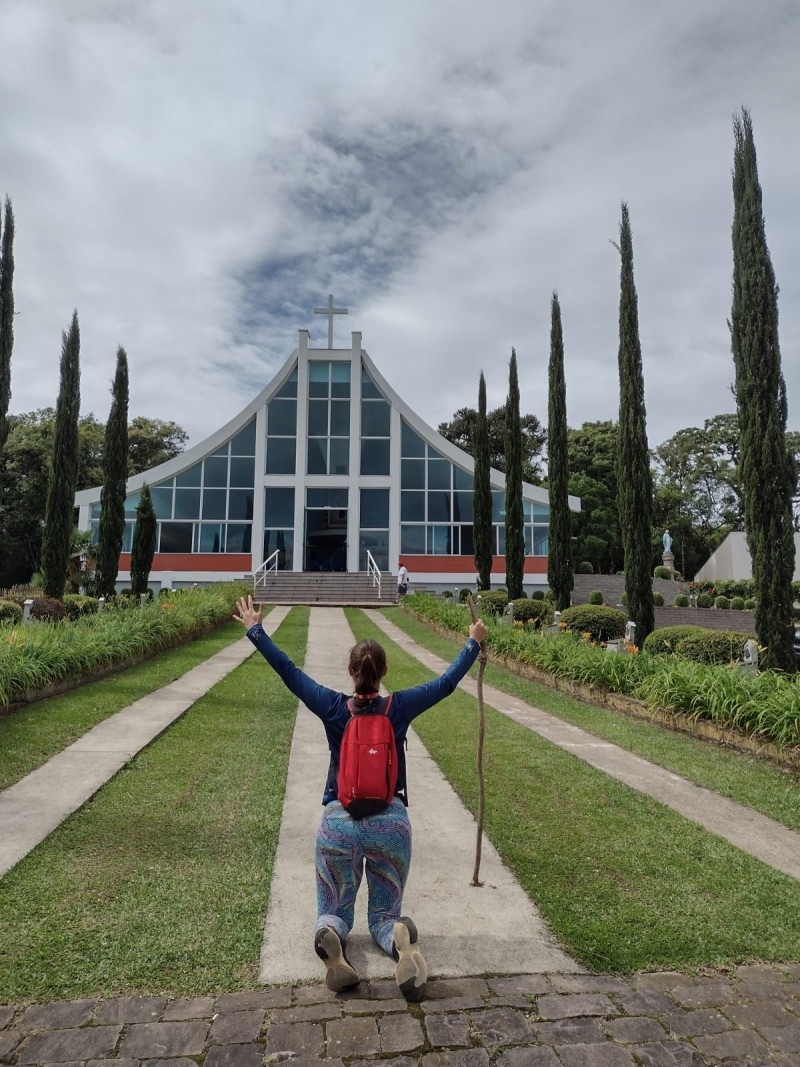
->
[0, 607, 306, 1003]
[348, 608, 800, 973]
[0, 617, 261, 792]
[385, 607, 800, 832]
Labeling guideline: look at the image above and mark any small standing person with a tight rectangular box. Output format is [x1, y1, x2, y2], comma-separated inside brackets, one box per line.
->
[396, 561, 410, 602]
[233, 595, 488, 1002]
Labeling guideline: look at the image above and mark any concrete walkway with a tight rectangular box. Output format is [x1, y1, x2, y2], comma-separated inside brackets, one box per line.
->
[0, 606, 291, 879]
[367, 611, 800, 883]
[258, 608, 582, 986]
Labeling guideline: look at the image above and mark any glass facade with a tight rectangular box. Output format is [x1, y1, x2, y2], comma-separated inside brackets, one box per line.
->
[101, 418, 257, 554]
[400, 420, 549, 556]
[307, 360, 350, 475]
[88, 351, 553, 575]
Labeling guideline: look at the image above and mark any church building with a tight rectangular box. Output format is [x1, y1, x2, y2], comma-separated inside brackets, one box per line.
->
[75, 302, 580, 593]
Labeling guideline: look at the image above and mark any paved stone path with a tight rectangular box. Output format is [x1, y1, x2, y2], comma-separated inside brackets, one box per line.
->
[2, 965, 799, 1065]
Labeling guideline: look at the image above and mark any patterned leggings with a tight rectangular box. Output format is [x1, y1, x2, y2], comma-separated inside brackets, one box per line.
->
[314, 798, 412, 955]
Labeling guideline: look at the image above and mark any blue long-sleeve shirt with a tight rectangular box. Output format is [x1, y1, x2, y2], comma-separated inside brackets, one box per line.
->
[246, 624, 481, 805]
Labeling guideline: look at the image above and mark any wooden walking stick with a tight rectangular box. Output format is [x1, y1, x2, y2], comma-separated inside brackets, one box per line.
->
[466, 593, 488, 887]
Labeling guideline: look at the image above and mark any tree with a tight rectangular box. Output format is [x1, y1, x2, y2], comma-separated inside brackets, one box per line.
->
[0, 408, 188, 587]
[546, 293, 573, 610]
[130, 483, 157, 596]
[504, 348, 524, 600]
[567, 421, 621, 574]
[438, 407, 545, 483]
[95, 347, 129, 598]
[128, 417, 188, 471]
[41, 312, 81, 599]
[616, 203, 654, 643]
[731, 108, 796, 671]
[0, 197, 15, 453]
[473, 372, 492, 591]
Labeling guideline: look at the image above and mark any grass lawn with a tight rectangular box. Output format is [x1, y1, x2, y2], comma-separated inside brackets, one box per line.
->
[0, 609, 306, 1003]
[0, 619, 255, 792]
[347, 608, 800, 973]
[383, 607, 800, 833]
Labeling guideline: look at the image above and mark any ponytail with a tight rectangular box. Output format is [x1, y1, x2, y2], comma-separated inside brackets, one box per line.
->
[348, 639, 387, 708]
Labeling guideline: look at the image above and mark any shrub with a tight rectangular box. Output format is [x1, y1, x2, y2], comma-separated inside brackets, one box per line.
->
[531, 590, 545, 600]
[730, 596, 745, 611]
[697, 593, 714, 608]
[653, 566, 672, 580]
[620, 592, 628, 606]
[441, 589, 453, 599]
[510, 598, 553, 628]
[30, 596, 66, 622]
[744, 598, 756, 611]
[674, 593, 689, 607]
[458, 588, 472, 603]
[544, 589, 556, 602]
[63, 594, 100, 620]
[559, 604, 627, 643]
[0, 599, 23, 624]
[642, 625, 708, 656]
[653, 591, 665, 606]
[576, 561, 594, 574]
[675, 630, 755, 666]
[588, 590, 603, 605]
[715, 596, 731, 610]
[477, 590, 508, 616]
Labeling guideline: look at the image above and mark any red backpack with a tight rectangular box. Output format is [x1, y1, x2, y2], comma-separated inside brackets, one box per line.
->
[337, 695, 397, 818]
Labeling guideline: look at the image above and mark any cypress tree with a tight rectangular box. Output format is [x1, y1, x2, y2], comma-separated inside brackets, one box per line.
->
[504, 348, 524, 600]
[95, 347, 130, 598]
[0, 197, 15, 453]
[41, 311, 81, 599]
[130, 482, 157, 597]
[547, 292, 573, 611]
[731, 108, 796, 671]
[616, 203, 654, 644]
[473, 371, 493, 591]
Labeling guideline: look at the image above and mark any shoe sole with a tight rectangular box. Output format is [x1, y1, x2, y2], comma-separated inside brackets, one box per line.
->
[393, 918, 427, 1003]
[314, 928, 360, 992]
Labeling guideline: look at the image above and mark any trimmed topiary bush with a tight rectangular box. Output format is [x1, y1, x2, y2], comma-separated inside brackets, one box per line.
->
[744, 598, 756, 611]
[531, 590, 545, 600]
[0, 599, 24, 624]
[558, 604, 627, 643]
[653, 566, 672, 580]
[63, 594, 100, 620]
[642, 625, 708, 656]
[576, 561, 594, 574]
[544, 589, 556, 602]
[510, 598, 553, 628]
[653, 591, 665, 606]
[441, 589, 453, 599]
[697, 593, 714, 608]
[674, 593, 689, 607]
[620, 592, 628, 606]
[715, 595, 731, 610]
[477, 590, 508, 616]
[29, 596, 66, 622]
[675, 630, 755, 666]
[588, 590, 604, 605]
[458, 588, 472, 603]
[730, 596, 745, 611]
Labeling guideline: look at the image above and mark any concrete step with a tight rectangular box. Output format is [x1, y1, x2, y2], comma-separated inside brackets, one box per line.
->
[253, 571, 391, 606]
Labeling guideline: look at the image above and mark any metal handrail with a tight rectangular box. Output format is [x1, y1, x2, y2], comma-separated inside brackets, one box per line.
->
[365, 550, 381, 597]
[253, 549, 281, 590]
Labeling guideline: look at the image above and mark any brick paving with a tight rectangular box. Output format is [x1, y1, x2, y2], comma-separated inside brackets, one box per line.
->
[2, 964, 799, 1066]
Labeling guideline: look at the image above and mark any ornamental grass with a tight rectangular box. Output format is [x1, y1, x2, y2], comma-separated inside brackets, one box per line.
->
[0, 585, 244, 707]
[404, 593, 800, 750]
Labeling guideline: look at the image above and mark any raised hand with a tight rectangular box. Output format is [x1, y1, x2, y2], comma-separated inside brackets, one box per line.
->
[234, 594, 263, 629]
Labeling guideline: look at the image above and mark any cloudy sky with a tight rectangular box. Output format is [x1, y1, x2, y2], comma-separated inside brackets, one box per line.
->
[2, 0, 798, 454]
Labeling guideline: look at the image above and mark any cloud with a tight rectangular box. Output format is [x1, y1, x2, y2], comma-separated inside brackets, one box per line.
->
[0, 0, 798, 456]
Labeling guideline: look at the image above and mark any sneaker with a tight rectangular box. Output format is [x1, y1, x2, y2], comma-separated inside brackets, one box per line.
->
[314, 926, 360, 992]
[392, 916, 427, 1002]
